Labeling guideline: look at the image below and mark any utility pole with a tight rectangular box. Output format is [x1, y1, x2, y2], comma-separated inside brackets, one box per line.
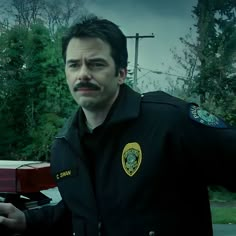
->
[126, 33, 155, 91]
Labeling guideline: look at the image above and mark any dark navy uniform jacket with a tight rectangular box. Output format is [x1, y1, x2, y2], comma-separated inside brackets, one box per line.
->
[24, 84, 236, 236]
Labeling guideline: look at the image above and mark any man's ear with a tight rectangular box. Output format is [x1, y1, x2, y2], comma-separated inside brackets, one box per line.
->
[118, 68, 127, 84]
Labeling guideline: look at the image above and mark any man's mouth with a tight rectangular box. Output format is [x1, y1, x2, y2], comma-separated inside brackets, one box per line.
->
[73, 82, 100, 92]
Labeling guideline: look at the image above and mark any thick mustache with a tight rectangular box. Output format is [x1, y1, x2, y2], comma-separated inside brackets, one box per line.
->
[73, 82, 100, 92]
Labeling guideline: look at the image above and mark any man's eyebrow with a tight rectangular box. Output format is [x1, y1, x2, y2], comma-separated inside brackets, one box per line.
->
[66, 58, 108, 64]
[66, 59, 80, 64]
[87, 58, 107, 63]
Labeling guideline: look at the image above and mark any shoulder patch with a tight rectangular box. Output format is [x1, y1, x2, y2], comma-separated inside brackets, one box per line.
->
[189, 104, 227, 128]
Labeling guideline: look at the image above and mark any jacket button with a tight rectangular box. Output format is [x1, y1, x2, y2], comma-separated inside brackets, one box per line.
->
[98, 222, 102, 236]
[149, 231, 155, 236]
[73, 233, 75, 236]
[98, 222, 102, 229]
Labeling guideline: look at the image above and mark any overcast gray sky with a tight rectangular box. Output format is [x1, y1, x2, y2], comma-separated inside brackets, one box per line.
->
[84, 0, 198, 91]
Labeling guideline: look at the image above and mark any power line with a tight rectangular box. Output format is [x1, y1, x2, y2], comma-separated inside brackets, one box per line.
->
[127, 63, 188, 80]
[137, 71, 152, 80]
[137, 66, 188, 80]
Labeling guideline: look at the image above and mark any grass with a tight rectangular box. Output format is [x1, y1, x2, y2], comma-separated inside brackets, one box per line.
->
[211, 207, 236, 224]
[209, 187, 236, 224]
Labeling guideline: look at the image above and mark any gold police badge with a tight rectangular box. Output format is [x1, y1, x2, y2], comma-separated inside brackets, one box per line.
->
[122, 142, 142, 177]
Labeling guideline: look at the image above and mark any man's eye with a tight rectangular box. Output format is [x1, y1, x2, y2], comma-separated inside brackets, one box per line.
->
[69, 63, 78, 68]
[91, 62, 105, 68]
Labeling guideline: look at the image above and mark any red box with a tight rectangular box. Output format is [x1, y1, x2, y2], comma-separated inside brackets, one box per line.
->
[0, 161, 56, 193]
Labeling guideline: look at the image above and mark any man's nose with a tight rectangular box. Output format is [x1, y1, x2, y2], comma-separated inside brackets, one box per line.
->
[77, 64, 92, 81]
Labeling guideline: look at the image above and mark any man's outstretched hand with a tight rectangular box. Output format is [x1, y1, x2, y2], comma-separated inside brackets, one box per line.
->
[0, 203, 26, 233]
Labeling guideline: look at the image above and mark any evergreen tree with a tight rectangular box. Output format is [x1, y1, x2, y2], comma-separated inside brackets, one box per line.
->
[0, 26, 28, 159]
[171, 0, 236, 124]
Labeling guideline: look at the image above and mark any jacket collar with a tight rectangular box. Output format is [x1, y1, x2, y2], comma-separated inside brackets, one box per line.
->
[56, 84, 142, 140]
[104, 84, 142, 126]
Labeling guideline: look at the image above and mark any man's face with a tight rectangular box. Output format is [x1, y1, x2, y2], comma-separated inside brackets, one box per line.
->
[65, 37, 126, 111]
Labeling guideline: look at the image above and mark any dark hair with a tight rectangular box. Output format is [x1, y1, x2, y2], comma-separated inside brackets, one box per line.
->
[62, 15, 128, 74]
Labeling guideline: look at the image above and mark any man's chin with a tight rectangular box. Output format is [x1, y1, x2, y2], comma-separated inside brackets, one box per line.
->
[78, 98, 99, 110]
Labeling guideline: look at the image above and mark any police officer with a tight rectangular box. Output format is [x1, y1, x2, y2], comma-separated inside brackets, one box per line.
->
[0, 15, 236, 236]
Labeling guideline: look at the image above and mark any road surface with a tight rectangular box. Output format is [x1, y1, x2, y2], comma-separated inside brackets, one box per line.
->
[213, 224, 236, 236]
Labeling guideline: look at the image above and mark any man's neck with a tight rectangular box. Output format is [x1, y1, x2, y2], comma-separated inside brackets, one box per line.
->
[82, 88, 120, 130]
[83, 109, 109, 130]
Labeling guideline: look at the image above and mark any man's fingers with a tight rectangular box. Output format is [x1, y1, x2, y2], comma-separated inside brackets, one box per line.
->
[0, 215, 5, 224]
[0, 203, 14, 216]
[0, 203, 26, 232]
[0, 215, 10, 226]
[0, 216, 18, 229]
[0, 203, 16, 227]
